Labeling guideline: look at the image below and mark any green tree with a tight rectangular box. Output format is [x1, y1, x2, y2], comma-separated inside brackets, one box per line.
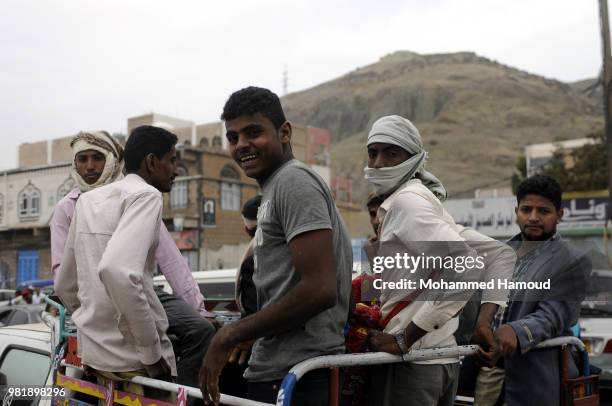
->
[540, 131, 607, 192]
[511, 155, 527, 194]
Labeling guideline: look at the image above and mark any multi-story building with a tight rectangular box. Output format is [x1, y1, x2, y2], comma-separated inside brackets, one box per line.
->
[1, 112, 360, 287]
[0, 163, 73, 287]
[525, 138, 597, 176]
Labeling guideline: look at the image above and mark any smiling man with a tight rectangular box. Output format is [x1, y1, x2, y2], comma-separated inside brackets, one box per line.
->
[55, 126, 182, 396]
[199, 87, 352, 405]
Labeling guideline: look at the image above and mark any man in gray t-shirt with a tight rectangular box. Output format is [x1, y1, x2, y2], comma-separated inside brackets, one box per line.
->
[199, 87, 352, 406]
[249, 159, 351, 381]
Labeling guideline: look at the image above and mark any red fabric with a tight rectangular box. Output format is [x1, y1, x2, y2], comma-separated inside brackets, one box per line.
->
[342, 275, 381, 406]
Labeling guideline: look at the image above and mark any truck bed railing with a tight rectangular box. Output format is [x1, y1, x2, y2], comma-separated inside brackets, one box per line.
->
[43, 298, 594, 406]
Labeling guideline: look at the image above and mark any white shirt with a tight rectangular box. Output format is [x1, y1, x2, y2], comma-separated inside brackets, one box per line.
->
[55, 174, 176, 375]
[377, 179, 512, 363]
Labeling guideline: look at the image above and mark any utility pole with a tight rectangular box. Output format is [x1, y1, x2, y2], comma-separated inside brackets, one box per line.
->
[283, 65, 289, 96]
[599, 0, 612, 223]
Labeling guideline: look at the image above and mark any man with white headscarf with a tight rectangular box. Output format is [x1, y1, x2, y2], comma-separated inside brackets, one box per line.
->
[363, 116, 514, 406]
[51, 130, 216, 397]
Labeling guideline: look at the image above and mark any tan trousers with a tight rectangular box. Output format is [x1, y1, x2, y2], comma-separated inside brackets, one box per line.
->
[473, 366, 505, 406]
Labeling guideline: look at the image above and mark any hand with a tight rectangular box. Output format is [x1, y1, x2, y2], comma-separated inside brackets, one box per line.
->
[143, 356, 171, 380]
[494, 324, 518, 357]
[364, 239, 379, 264]
[367, 330, 401, 355]
[199, 325, 235, 405]
[471, 323, 498, 366]
[228, 339, 254, 365]
[205, 317, 222, 331]
[83, 364, 96, 377]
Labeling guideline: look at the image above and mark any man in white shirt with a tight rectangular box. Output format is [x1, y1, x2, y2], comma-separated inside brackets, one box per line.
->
[364, 115, 513, 406]
[55, 125, 179, 387]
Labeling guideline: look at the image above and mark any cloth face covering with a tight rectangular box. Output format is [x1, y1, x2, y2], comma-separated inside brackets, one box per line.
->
[364, 115, 446, 200]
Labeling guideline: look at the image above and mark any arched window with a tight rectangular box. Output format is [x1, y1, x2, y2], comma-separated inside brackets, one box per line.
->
[199, 137, 209, 147]
[220, 165, 240, 179]
[220, 165, 241, 211]
[57, 177, 76, 201]
[212, 136, 222, 148]
[170, 166, 189, 209]
[18, 182, 41, 219]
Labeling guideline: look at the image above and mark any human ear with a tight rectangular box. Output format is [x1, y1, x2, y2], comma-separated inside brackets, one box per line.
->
[557, 208, 564, 222]
[279, 121, 292, 144]
[145, 153, 156, 172]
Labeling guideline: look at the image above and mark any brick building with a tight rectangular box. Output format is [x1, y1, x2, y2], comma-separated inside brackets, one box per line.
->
[3, 112, 360, 286]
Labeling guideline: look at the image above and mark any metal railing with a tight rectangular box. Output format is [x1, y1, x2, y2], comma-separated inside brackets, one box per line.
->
[44, 298, 591, 406]
[275, 336, 591, 406]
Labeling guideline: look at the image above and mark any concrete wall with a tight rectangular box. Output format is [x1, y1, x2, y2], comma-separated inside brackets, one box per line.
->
[0, 228, 52, 288]
[18, 141, 47, 168]
[0, 164, 72, 230]
[51, 136, 74, 164]
[127, 113, 194, 135]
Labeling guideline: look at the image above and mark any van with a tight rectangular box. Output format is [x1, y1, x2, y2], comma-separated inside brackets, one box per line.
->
[153, 269, 239, 314]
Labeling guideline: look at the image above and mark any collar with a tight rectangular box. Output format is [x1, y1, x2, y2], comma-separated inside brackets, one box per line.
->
[379, 178, 423, 212]
[67, 188, 81, 200]
[508, 232, 561, 253]
[125, 173, 148, 184]
[261, 159, 297, 190]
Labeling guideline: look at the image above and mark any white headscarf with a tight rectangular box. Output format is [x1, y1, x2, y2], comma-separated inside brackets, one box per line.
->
[70, 131, 124, 192]
[364, 115, 447, 200]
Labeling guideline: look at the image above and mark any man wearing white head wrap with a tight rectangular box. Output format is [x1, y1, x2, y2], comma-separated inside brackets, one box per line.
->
[51, 129, 216, 397]
[70, 130, 125, 191]
[364, 115, 446, 199]
[364, 116, 513, 406]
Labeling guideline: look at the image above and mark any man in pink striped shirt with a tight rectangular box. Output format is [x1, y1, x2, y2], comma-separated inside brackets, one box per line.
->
[51, 130, 215, 395]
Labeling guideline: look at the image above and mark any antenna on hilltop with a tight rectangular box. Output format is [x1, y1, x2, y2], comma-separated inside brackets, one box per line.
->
[283, 65, 289, 95]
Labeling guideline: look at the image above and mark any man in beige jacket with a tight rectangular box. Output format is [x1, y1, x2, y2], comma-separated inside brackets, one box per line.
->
[55, 125, 179, 387]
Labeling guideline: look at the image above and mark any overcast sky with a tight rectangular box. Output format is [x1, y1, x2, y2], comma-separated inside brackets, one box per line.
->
[0, 0, 604, 170]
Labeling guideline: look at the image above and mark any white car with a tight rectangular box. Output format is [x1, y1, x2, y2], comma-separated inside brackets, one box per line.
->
[0, 322, 55, 406]
[580, 301, 612, 390]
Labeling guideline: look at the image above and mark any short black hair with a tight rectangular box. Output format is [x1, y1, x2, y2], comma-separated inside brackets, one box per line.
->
[516, 175, 563, 210]
[221, 87, 287, 129]
[242, 195, 262, 220]
[124, 125, 178, 173]
[366, 194, 385, 209]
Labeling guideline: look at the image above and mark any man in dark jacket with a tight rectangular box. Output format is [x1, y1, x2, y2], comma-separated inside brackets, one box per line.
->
[493, 175, 590, 405]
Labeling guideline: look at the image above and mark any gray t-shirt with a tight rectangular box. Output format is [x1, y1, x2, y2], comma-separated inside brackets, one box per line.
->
[245, 159, 352, 382]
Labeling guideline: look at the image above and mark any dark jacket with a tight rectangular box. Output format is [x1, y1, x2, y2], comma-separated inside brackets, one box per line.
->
[504, 234, 590, 406]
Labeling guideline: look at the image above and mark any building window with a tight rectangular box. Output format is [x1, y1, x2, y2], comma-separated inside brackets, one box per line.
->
[220, 165, 241, 211]
[199, 137, 209, 147]
[220, 165, 240, 180]
[18, 182, 41, 219]
[221, 182, 240, 211]
[170, 167, 188, 209]
[212, 136, 222, 148]
[181, 251, 198, 273]
[57, 177, 76, 201]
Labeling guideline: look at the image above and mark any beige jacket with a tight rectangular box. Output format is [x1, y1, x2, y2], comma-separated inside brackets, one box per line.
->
[55, 174, 176, 375]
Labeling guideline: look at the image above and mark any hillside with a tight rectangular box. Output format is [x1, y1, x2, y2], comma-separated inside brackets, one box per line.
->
[281, 51, 603, 201]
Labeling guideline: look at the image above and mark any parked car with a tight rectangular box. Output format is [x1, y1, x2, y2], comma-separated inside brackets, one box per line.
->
[154, 269, 239, 317]
[0, 304, 45, 327]
[0, 322, 54, 406]
[580, 301, 612, 390]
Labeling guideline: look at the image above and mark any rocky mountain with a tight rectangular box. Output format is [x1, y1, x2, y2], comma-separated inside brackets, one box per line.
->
[281, 51, 603, 202]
